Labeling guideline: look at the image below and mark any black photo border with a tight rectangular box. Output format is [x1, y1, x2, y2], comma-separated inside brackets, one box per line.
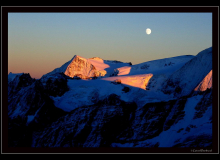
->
[1, 6, 219, 154]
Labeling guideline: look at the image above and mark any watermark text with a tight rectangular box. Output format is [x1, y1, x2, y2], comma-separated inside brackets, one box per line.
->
[191, 149, 212, 153]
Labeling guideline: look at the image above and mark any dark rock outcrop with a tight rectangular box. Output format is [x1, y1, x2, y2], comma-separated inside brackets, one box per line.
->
[32, 94, 137, 147]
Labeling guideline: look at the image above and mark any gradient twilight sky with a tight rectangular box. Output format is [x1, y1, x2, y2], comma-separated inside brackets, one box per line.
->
[8, 12, 212, 79]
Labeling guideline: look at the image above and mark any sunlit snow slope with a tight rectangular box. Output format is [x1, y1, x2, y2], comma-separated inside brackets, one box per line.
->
[194, 70, 212, 91]
[88, 57, 131, 77]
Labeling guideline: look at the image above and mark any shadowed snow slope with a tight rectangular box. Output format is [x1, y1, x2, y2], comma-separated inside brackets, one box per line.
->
[161, 47, 212, 97]
[114, 55, 195, 76]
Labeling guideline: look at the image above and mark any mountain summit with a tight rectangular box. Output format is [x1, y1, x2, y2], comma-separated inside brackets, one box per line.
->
[64, 55, 98, 79]
[42, 55, 100, 79]
[42, 55, 131, 80]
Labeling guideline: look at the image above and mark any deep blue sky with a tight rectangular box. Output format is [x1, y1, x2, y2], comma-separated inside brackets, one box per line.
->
[8, 13, 212, 78]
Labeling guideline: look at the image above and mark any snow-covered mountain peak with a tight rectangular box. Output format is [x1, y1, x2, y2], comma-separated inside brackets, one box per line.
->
[42, 55, 132, 80]
[161, 47, 212, 97]
[64, 55, 97, 79]
[72, 55, 87, 61]
[41, 55, 97, 80]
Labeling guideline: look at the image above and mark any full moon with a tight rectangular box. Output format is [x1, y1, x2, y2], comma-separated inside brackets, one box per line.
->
[146, 28, 151, 35]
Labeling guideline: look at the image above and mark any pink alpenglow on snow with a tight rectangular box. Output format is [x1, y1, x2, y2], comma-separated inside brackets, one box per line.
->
[194, 70, 212, 91]
[102, 74, 153, 90]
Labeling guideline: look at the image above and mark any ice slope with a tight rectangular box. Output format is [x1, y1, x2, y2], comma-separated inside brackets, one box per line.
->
[194, 70, 212, 91]
[161, 47, 212, 97]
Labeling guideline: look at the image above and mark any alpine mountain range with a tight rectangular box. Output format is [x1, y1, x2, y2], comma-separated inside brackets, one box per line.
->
[8, 47, 212, 148]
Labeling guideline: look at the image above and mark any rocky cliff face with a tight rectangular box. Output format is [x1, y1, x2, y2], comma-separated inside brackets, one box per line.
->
[64, 55, 98, 79]
[8, 73, 68, 147]
[31, 94, 137, 147]
[20, 89, 211, 148]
